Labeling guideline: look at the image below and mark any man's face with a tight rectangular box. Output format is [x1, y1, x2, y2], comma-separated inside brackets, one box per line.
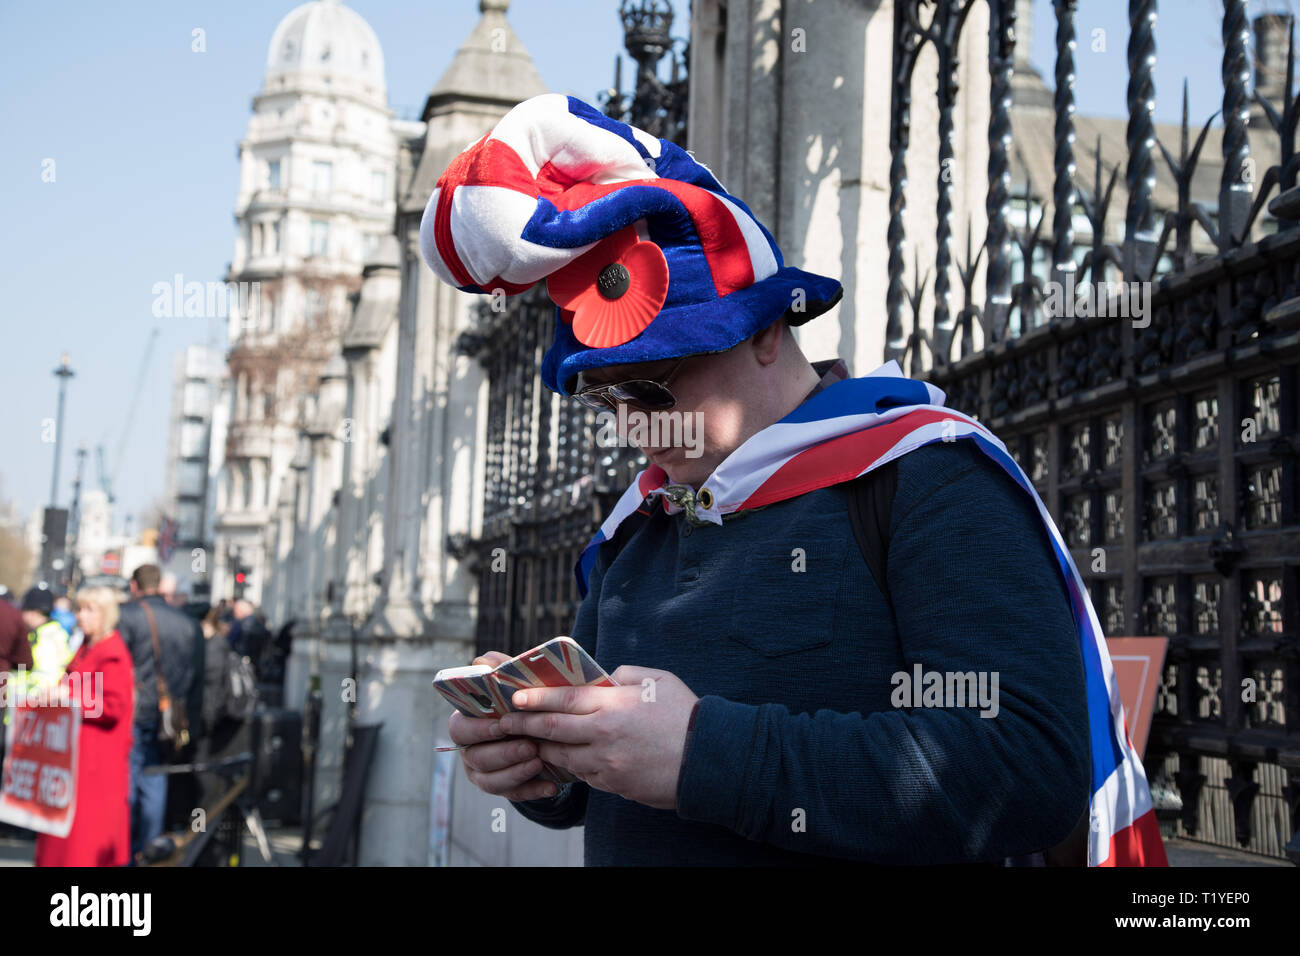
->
[578, 345, 759, 487]
[22, 610, 47, 632]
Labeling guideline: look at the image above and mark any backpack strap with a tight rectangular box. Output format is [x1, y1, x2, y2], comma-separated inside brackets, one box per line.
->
[844, 459, 899, 608]
[598, 498, 657, 566]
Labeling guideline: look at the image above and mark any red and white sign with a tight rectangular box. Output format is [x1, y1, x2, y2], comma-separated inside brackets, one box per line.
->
[100, 551, 121, 575]
[0, 699, 80, 837]
[1105, 636, 1170, 760]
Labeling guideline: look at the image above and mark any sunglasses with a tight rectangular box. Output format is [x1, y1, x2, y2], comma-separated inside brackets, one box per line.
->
[573, 356, 690, 410]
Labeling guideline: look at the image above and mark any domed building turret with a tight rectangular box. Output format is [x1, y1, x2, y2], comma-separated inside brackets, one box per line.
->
[264, 0, 387, 106]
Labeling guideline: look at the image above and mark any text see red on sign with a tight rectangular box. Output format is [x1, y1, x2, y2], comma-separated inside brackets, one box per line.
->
[0, 701, 80, 837]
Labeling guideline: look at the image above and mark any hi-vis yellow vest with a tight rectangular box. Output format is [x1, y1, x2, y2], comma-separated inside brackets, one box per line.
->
[3, 619, 72, 727]
[17, 618, 73, 694]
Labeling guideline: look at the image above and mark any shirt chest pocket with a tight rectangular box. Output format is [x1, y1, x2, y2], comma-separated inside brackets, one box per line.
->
[725, 531, 849, 657]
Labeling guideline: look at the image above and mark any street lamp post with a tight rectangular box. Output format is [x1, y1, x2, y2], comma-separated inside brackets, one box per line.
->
[38, 354, 76, 590]
[49, 353, 75, 507]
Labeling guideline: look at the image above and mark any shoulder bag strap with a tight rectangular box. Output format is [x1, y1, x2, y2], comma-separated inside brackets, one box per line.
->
[140, 600, 173, 709]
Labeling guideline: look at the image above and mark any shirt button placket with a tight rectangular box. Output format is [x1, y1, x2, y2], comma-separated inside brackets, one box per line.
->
[678, 520, 699, 584]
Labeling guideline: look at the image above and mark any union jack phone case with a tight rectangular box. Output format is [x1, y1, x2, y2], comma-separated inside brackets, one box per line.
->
[434, 637, 617, 785]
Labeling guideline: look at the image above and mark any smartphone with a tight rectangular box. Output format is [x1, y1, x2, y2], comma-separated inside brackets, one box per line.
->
[433, 637, 617, 785]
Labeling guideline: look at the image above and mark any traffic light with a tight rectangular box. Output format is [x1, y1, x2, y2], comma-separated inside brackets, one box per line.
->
[234, 564, 251, 599]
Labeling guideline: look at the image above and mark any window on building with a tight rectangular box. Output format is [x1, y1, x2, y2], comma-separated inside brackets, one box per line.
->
[253, 223, 263, 256]
[178, 460, 206, 499]
[177, 502, 202, 542]
[272, 219, 281, 253]
[310, 219, 329, 256]
[312, 160, 332, 195]
[183, 380, 210, 418]
[268, 159, 281, 190]
[371, 170, 387, 203]
[179, 421, 207, 458]
[363, 232, 377, 257]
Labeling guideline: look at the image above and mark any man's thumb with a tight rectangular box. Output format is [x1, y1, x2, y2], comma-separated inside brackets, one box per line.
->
[610, 665, 669, 686]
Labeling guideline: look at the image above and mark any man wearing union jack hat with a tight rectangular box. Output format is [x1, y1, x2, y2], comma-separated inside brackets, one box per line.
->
[429, 94, 1166, 867]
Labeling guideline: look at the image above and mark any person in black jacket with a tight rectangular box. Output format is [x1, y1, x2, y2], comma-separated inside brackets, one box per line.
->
[227, 599, 270, 679]
[117, 564, 204, 858]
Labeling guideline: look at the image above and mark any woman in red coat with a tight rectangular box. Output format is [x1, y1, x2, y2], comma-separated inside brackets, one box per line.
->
[35, 586, 135, 867]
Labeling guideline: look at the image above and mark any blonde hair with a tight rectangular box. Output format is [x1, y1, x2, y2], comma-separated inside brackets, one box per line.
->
[76, 587, 121, 635]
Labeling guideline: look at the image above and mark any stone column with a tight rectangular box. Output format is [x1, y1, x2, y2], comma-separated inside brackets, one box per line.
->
[688, 0, 990, 372]
[282, 444, 312, 713]
[370, 228, 432, 640]
[303, 359, 350, 814]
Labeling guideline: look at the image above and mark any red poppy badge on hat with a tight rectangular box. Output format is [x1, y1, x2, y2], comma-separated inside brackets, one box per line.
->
[546, 225, 669, 348]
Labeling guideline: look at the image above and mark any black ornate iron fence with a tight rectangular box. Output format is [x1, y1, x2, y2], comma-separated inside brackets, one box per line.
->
[891, 0, 1300, 862]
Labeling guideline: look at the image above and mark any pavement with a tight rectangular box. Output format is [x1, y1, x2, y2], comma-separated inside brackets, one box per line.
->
[0, 826, 1291, 866]
[1161, 837, 1293, 867]
[0, 822, 307, 867]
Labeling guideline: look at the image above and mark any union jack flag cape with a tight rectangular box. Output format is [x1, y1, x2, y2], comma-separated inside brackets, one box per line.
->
[575, 360, 1168, 867]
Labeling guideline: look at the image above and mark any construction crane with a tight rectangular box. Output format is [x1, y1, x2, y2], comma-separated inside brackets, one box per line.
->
[97, 327, 160, 504]
[96, 444, 114, 504]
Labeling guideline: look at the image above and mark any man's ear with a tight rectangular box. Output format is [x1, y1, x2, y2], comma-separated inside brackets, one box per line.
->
[751, 315, 787, 367]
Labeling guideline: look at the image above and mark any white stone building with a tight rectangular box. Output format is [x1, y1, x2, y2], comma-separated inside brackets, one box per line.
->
[212, 0, 402, 609]
[162, 344, 222, 596]
[69, 490, 122, 581]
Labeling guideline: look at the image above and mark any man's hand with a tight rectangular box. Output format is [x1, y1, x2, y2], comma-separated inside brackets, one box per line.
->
[497, 666, 699, 811]
[447, 652, 558, 802]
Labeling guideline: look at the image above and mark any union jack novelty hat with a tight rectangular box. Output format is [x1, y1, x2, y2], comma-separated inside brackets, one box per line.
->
[419, 93, 843, 395]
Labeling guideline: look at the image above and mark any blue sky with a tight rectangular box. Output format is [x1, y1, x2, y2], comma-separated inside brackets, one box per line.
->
[0, 0, 1270, 538]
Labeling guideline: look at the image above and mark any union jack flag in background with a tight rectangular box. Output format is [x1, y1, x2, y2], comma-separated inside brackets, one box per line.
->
[157, 515, 178, 564]
[576, 359, 1168, 867]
